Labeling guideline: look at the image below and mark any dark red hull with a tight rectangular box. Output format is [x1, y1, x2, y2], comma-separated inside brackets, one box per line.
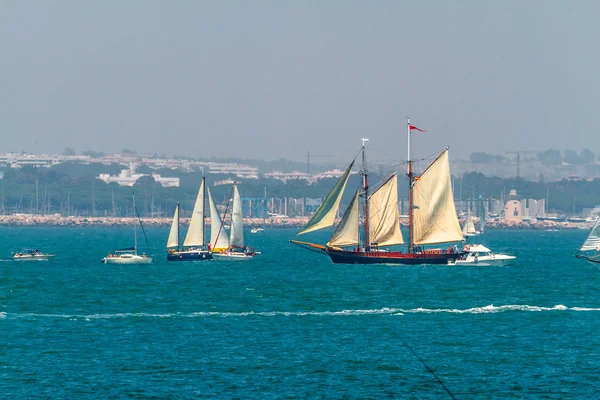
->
[326, 247, 459, 265]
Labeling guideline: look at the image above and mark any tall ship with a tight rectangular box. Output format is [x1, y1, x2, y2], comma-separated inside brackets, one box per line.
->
[167, 178, 213, 261]
[211, 183, 260, 259]
[291, 118, 464, 265]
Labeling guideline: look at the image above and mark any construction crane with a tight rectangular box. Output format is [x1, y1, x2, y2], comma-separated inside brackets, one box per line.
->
[305, 151, 333, 175]
[505, 151, 537, 179]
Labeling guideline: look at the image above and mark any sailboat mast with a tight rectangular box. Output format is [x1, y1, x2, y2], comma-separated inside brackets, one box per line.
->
[177, 202, 180, 251]
[407, 117, 414, 254]
[202, 177, 206, 248]
[133, 193, 137, 253]
[361, 138, 370, 250]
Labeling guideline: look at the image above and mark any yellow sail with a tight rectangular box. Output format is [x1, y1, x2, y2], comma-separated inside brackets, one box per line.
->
[329, 189, 360, 247]
[368, 173, 404, 246]
[413, 149, 463, 245]
[166, 204, 179, 249]
[297, 161, 354, 235]
[183, 179, 205, 247]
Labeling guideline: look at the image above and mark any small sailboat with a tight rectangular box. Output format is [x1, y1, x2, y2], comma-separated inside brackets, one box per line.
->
[210, 184, 260, 259]
[102, 193, 152, 264]
[291, 119, 465, 265]
[166, 177, 213, 261]
[13, 249, 54, 261]
[575, 216, 600, 264]
[462, 209, 480, 237]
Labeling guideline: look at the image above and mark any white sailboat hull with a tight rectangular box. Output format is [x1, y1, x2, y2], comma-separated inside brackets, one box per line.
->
[102, 255, 152, 264]
[212, 251, 260, 260]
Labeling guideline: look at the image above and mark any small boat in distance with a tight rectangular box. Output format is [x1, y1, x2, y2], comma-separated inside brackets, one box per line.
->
[13, 249, 55, 261]
[251, 227, 264, 234]
[211, 183, 260, 260]
[447, 244, 515, 266]
[167, 177, 213, 261]
[102, 193, 152, 265]
[462, 209, 480, 237]
[575, 216, 600, 264]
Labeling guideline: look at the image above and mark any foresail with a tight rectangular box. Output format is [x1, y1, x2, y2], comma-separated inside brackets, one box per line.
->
[368, 174, 404, 246]
[581, 217, 600, 251]
[229, 185, 244, 248]
[208, 188, 230, 250]
[297, 161, 354, 235]
[183, 180, 205, 247]
[329, 189, 360, 247]
[413, 149, 464, 245]
[166, 205, 179, 248]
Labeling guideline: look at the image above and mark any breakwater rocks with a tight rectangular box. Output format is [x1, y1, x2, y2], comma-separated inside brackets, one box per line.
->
[0, 215, 593, 230]
[0, 215, 309, 228]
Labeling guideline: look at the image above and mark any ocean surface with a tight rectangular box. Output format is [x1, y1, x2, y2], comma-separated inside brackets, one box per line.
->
[1, 226, 599, 399]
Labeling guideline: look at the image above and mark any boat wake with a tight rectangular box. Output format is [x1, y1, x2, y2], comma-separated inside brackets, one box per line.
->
[2, 304, 600, 320]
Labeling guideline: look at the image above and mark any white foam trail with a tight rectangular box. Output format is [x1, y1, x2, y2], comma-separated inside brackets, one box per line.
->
[1, 305, 598, 320]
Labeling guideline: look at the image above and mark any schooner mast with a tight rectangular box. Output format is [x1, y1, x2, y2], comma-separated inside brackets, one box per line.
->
[361, 138, 370, 251]
[407, 118, 414, 253]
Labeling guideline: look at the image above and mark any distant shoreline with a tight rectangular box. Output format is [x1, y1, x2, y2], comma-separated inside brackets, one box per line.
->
[0, 215, 593, 230]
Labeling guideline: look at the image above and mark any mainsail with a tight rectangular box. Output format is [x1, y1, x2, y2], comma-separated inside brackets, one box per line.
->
[229, 184, 244, 248]
[297, 161, 354, 235]
[166, 204, 179, 248]
[208, 188, 230, 250]
[368, 174, 404, 246]
[329, 189, 360, 247]
[462, 209, 477, 236]
[580, 217, 600, 252]
[412, 149, 463, 245]
[183, 179, 205, 247]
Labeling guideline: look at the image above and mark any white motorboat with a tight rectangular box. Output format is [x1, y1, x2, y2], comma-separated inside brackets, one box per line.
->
[251, 227, 264, 234]
[447, 244, 515, 266]
[13, 249, 55, 261]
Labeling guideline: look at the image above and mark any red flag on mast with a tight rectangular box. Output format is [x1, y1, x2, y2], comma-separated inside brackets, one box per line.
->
[409, 125, 426, 132]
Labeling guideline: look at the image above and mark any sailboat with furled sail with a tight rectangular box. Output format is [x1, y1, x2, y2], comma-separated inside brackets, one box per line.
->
[575, 217, 600, 264]
[166, 177, 213, 261]
[290, 119, 464, 264]
[212, 183, 260, 259]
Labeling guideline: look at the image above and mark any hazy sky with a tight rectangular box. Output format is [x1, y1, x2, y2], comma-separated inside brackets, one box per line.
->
[2, 1, 599, 163]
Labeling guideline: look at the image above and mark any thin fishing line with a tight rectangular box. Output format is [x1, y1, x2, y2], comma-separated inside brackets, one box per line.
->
[399, 337, 457, 400]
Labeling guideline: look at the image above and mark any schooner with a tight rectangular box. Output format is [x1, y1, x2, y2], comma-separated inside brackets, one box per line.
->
[291, 118, 465, 264]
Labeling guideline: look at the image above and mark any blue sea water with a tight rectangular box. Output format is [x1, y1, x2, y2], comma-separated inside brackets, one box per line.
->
[1, 226, 599, 398]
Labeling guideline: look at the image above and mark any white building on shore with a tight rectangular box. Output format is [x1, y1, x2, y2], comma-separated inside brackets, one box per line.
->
[98, 164, 179, 187]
